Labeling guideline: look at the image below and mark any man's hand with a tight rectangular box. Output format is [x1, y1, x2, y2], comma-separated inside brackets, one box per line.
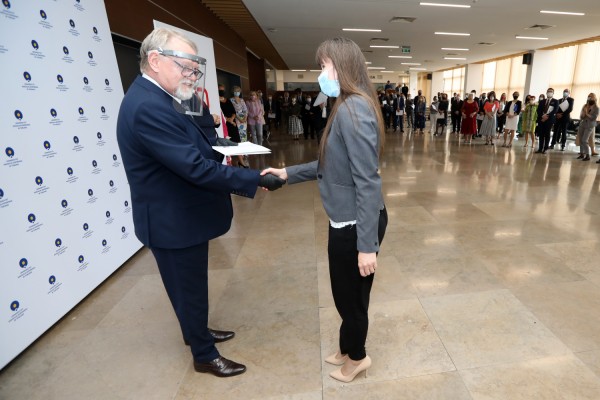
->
[542, 114, 549, 122]
[358, 252, 377, 277]
[212, 114, 221, 125]
[259, 173, 286, 191]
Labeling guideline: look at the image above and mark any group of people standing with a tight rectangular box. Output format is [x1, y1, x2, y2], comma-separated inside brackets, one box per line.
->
[378, 84, 598, 160]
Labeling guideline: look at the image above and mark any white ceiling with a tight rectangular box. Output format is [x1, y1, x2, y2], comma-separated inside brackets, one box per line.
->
[242, 0, 600, 74]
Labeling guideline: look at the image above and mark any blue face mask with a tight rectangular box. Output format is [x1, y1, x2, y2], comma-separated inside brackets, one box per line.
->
[234, 91, 241, 97]
[318, 69, 340, 97]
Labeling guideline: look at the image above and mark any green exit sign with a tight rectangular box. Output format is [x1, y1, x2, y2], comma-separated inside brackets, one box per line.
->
[401, 46, 411, 54]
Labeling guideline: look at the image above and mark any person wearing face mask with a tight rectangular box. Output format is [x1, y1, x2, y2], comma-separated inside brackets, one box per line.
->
[575, 93, 599, 162]
[460, 92, 479, 144]
[261, 37, 387, 383]
[535, 88, 559, 154]
[414, 90, 427, 134]
[476, 92, 487, 136]
[279, 91, 291, 133]
[405, 93, 414, 129]
[451, 93, 463, 134]
[288, 95, 303, 139]
[479, 91, 500, 145]
[301, 94, 315, 139]
[496, 93, 507, 139]
[520, 95, 538, 148]
[550, 89, 574, 151]
[246, 90, 265, 146]
[430, 96, 439, 135]
[501, 92, 522, 148]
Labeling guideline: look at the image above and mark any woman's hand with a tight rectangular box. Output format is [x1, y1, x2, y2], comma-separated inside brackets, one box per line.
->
[260, 167, 288, 181]
[358, 252, 377, 277]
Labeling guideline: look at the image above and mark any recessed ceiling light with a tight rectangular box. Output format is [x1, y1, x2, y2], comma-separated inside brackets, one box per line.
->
[441, 47, 469, 51]
[388, 55, 413, 59]
[401, 62, 421, 65]
[343, 28, 382, 32]
[410, 67, 427, 70]
[309, 69, 321, 72]
[381, 71, 395, 73]
[367, 67, 386, 69]
[291, 69, 306, 72]
[515, 36, 548, 40]
[540, 10, 585, 16]
[365, 61, 372, 64]
[444, 57, 466, 60]
[435, 32, 470, 36]
[420, 2, 471, 8]
[370, 45, 400, 48]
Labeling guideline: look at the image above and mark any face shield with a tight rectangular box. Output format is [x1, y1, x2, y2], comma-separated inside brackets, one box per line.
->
[156, 47, 207, 116]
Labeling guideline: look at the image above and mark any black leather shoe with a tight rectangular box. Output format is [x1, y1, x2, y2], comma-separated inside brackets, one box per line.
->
[184, 329, 235, 345]
[209, 329, 235, 343]
[194, 356, 246, 377]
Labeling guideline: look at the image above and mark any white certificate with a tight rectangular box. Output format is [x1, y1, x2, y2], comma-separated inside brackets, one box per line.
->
[396, 110, 404, 116]
[559, 101, 569, 112]
[268, 112, 276, 119]
[313, 92, 328, 107]
[213, 141, 271, 156]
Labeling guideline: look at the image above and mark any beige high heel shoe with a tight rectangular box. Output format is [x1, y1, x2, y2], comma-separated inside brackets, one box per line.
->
[329, 355, 371, 383]
[324, 352, 348, 366]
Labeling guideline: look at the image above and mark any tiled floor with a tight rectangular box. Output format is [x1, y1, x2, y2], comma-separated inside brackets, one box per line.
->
[2, 125, 600, 399]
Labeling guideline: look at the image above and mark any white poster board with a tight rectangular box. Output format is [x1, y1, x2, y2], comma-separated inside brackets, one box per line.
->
[0, 0, 142, 369]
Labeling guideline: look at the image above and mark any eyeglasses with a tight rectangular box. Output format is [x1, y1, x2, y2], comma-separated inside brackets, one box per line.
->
[164, 55, 203, 78]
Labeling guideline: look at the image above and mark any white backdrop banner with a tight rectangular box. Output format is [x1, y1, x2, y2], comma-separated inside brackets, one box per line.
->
[153, 20, 224, 138]
[0, 0, 142, 369]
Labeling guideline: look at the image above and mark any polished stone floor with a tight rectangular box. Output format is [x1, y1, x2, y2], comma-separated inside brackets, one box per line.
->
[2, 124, 600, 400]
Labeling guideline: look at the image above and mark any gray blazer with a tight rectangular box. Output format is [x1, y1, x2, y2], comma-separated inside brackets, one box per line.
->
[579, 104, 599, 130]
[286, 95, 384, 253]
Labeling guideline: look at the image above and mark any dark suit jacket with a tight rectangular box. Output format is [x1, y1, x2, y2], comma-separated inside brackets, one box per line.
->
[537, 98, 560, 126]
[264, 99, 279, 118]
[556, 97, 574, 119]
[117, 75, 260, 249]
[503, 100, 523, 115]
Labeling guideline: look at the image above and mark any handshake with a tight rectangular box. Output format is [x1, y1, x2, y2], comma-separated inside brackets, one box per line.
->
[258, 167, 288, 192]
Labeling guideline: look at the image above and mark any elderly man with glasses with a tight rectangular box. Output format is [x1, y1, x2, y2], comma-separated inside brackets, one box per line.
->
[116, 28, 284, 378]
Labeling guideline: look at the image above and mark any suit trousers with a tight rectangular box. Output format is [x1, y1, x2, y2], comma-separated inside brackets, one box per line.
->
[328, 208, 388, 361]
[538, 121, 553, 152]
[150, 242, 219, 364]
[552, 117, 570, 147]
[451, 113, 462, 132]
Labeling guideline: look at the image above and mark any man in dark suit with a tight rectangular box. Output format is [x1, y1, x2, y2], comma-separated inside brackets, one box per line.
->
[117, 28, 283, 378]
[450, 93, 463, 133]
[536, 88, 560, 154]
[264, 93, 278, 138]
[550, 88, 574, 150]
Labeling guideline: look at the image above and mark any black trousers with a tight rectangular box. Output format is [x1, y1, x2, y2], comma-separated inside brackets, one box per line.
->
[552, 117, 570, 147]
[328, 208, 388, 361]
[451, 113, 461, 132]
[151, 242, 219, 363]
[538, 121, 553, 152]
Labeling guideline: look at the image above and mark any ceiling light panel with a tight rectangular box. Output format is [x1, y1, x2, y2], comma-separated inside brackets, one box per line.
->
[435, 32, 470, 36]
[540, 10, 585, 16]
[420, 2, 471, 8]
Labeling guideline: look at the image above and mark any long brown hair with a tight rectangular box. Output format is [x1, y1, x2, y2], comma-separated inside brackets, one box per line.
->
[315, 37, 385, 160]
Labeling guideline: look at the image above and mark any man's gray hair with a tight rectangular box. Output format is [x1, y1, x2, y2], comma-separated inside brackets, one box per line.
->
[139, 28, 198, 73]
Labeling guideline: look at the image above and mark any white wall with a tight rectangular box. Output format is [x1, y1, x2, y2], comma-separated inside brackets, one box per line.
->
[464, 63, 483, 95]
[431, 71, 444, 100]
[525, 50, 552, 97]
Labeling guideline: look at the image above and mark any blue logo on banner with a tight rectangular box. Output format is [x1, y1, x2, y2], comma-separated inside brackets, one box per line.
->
[40, 9, 47, 19]
[67, 167, 73, 175]
[63, 46, 69, 55]
[57, 74, 63, 83]
[19, 258, 28, 268]
[124, 200, 129, 207]
[78, 107, 84, 115]
[105, 79, 110, 86]
[83, 77, 88, 85]
[101, 106, 106, 113]
[31, 40, 39, 50]
[93, 26, 98, 34]
[55, 238, 62, 247]
[6, 147, 15, 158]
[35, 176, 43, 186]
[49, 275, 56, 285]
[73, 136, 79, 144]
[92, 160, 97, 168]
[3, 0, 11, 9]
[88, 51, 93, 59]
[0, 188, 4, 199]
[23, 71, 32, 82]
[113, 154, 117, 161]
[106, 211, 111, 218]
[28, 213, 36, 223]
[43, 141, 51, 150]
[96, 132, 102, 139]
[10, 301, 19, 312]
[102, 239, 107, 247]
[69, 19, 75, 28]
[109, 180, 114, 187]
[14, 110, 23, 120]
[121, 226, 126, 233]
[78, 255, 84, 263]
[50, 108, 57, 118]
[88, 189, 93, 196]
[61, 199, 68, 208]
[83, 223, 89, 231]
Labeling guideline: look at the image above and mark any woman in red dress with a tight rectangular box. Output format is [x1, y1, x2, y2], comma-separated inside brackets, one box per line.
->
[460, 92, 479, 144]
